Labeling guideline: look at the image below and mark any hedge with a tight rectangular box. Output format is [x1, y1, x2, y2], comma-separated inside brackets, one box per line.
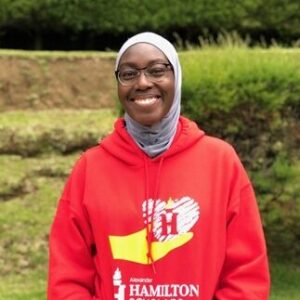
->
[180, 47, 300, 260]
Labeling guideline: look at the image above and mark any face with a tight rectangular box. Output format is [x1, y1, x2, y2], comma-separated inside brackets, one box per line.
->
[117, 43, 175, 126]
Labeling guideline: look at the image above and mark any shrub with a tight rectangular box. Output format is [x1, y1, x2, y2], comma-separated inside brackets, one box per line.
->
[180, 47, 300, 260]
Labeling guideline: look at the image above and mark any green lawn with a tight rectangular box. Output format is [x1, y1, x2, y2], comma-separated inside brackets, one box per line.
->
[0, 109, 116, 299]
[270, 262, 300, 299]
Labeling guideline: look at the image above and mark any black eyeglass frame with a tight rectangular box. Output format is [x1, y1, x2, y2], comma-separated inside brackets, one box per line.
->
[115, 63, 173, 86]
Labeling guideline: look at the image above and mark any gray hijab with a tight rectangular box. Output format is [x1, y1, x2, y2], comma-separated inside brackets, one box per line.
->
[115, 32, 182, 157]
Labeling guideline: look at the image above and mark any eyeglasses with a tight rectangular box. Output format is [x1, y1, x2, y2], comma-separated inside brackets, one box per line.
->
[115, 62, 173, 86]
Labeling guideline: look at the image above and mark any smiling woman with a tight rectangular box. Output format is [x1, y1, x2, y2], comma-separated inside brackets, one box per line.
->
[116, 43, 175, 127]
[114, 35, 182, 158]
[48, 32, 270, 300]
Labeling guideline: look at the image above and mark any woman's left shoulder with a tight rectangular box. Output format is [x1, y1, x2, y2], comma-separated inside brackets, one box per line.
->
[200, 134, 238, 157]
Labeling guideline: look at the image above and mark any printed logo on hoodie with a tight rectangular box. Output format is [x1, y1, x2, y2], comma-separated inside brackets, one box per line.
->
[109, 196, 200, 264]
[113, 267, 200, 300]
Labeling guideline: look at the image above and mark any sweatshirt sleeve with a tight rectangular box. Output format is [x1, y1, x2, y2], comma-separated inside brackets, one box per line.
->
[48, 155, 101, 300]
[214, 158, 270, 299]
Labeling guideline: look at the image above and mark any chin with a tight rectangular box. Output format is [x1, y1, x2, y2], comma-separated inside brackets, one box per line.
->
[129, 112, 161, 127]
[138, 116, 162, 126]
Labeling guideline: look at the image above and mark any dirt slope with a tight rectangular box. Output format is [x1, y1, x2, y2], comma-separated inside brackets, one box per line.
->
[0, 54, 116, 111]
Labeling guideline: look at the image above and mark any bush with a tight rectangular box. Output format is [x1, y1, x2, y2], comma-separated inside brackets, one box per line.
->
[180, 47, 300, 260]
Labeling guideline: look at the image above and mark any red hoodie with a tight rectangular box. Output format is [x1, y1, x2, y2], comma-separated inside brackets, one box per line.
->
[48, 116, 270, 300]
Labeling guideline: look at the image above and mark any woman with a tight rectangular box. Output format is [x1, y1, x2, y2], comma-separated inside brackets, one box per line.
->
[48, 32, 270, 299]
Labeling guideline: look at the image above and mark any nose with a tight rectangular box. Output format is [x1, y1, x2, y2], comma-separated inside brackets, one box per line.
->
[135, 71, 153, 89]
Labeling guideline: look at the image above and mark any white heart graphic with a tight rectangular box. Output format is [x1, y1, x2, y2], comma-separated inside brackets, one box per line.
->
[142, 196, 200, 242]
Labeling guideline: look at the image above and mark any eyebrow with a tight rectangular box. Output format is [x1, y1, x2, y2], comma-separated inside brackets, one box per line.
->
[118, 59, 169, 69]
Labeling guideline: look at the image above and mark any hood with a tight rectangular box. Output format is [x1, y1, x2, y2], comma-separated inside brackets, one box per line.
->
[99, 116, 205, 272]
[100, 116, 205, 165]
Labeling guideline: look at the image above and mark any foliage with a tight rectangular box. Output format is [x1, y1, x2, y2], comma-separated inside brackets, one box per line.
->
[0, 0, 300, 49]
[180, 47, 300, 259]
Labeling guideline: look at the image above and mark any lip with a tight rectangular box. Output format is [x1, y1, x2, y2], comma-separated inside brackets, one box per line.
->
[128, 94, 161, 107]
[134, 97, 159, 106]
[129, 93, 161, 101]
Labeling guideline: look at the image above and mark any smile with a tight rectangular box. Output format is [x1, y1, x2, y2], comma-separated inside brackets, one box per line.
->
[131, 96, 161, 106]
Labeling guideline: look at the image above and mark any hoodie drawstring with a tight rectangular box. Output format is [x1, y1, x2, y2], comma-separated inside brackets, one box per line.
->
[144, 156, 165, 274]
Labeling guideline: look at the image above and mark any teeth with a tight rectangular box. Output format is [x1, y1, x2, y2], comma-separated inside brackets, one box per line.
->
[134, 97, 157, 105]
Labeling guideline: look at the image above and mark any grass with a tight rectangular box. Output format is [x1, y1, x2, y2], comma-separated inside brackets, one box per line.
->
[0, 49, 116, 58]
[270, 262, 300, 299]
[0, 109, 116, 128]
[0, 109, 117, 156]
[0, 153, 77, 299]
[0, 269, 46, 300]
[0, 179, 62, 300]
[0, 109, 117, 298]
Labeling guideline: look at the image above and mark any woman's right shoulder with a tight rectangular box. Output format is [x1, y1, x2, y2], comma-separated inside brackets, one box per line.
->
[72, 145, 103, 169]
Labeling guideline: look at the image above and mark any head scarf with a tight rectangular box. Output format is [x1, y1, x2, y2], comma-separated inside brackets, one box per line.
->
[115, 32, 182, 157]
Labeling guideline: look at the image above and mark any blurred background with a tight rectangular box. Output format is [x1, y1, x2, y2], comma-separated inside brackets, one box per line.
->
[0, 0, 299, 299]
[0, 0, 300, 50]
